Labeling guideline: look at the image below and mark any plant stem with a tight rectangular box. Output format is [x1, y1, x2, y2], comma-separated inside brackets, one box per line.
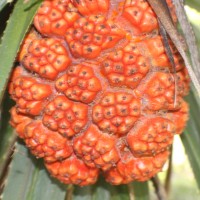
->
[65, 184, 74, 200]
[128, 183, 135, 200]
[151, 176, 167, 200]
[0, 135, 17, 194]
[164, 146, 173, 196]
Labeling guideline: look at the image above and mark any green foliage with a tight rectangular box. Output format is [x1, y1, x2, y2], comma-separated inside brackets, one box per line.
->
[185, 0, 200, 10]
[182, 89, 200, 189]
[0, 0, 41, 104]
[2, 141, 149, 200]
[179, 3, 200, 190]
[0, 93, 15, 176]
[2, 142, 67, 200]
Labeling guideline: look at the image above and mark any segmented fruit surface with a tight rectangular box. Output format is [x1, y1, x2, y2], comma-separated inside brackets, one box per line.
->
[9, 0, 189, 186]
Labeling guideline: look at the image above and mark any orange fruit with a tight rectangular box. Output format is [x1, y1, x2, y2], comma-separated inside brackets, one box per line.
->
[9, 0, 189, 185]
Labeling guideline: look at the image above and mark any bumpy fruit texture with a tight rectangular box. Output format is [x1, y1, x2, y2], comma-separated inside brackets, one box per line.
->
[65, 15, 126, 59]
[92, 92, 141, 135]
[43, 95, 88, 137]
[55, 64, 102, 103]
[9, 0, 189, 186]
[22, 38, 71, 80]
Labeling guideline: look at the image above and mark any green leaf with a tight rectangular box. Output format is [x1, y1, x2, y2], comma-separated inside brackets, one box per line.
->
[180, 1, 200, 190]
[73, 177, 149, 200]
[0, 0, 41, 105]
[2, 141, 67, 200]
[0, 92, 16, 177]
[185, 0, 200, 10]
[185, 5, 200, 47]
[73, 177, 130, 200]
[181, 89, 200, 189]
[146, 0, 200, 95]
[2, 140, 149, 200]
[132, 182, 149, 200]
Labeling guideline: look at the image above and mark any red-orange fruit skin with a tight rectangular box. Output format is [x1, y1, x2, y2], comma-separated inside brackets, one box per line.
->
[101, 41, 150, 89]
[127, 117, 175, 157]
[9, 107, 33, 139]
[121, 0, 176, 35]
[105, 150, 170, 185]
[9, 0, 190, 186]
[72, 0, 110, 16]
[92, 92, 141, 136]
[34, 0, 80, 37]
[55, 64, 102, 103]
[45, 154, 99, 186]
[65, 15, 126, 59]
[17, 29, 40, 62]
[42, 95, 88, 137]
[122, 0, 158, 34]
[9, 68, 52, 116]
[167, 100, 189, 135]
[73, 125, 120, 171]
[22, 38, 71, 80]
[24, 121, 73, 163]
[139, 68, 190, 111]
[143, 36, 185, 71]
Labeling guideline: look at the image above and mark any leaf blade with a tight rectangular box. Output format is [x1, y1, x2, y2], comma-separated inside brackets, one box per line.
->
[73, 176, 130, 200]
[146, 0, 200, 96]
[0, 0, 41, 105]
[2, 141, 67, 200]
[181, 89, 200, 189]
[173, 0, 200, 82]
[185, 0, 200, 10]
[132, 182, 149, 200]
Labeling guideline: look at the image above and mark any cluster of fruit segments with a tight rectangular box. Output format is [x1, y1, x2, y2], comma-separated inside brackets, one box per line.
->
[9, 0, 189, 185]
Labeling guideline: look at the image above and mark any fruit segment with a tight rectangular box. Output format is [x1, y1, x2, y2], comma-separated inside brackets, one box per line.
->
[121, 0, 176, 35]
[9, 0, 190, 186]
[127, 117, 175, 157]
[9, 68, 52, 116]
[65, 15, 125, 59]
[42, 96, 88, 137]
[143, 36, 185, 71]
[101, 41, 150, 88]
[34, 0, 79, 36]
[22, 38, 71, 80]
[45, 154, 99, 186]
[167, 100, 189, 135]
[56, 64, 102, 103]
[24, 121, 73, 163]
[141, 69, 190, 111]
[92, 92, 141, 136]
[122, 0, 158, 34]
[74, 125, 119, 171]
[17, 29, 40, 62]
[9, 107, 33, 139]
[104, 148, 169, 184]
[72, 0, 110, 16]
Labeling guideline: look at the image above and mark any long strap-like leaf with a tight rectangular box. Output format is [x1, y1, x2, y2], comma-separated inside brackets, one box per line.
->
[2, 142, 67, 200]
[146, 0, 200, 96]
[0, 0, 41, 105]
[185, 0, 200, 9]
[182, 89, 200, 189]
[158, 20, 178, 107]
[173, 0, 200, 82]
